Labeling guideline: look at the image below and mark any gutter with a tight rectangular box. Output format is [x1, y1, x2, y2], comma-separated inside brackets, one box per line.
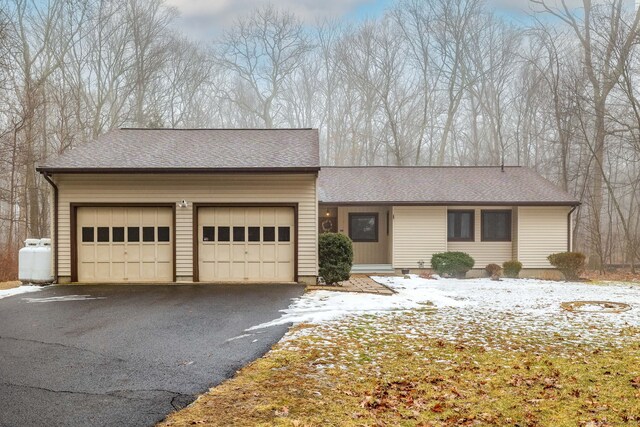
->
[318, 201, 582, 207]
[567, 205, 578, 251]
[41, 172, 58, 283]
[35, 166, 321, 174]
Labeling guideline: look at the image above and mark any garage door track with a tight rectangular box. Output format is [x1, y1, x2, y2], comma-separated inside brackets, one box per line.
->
[0, 284, 304, 427]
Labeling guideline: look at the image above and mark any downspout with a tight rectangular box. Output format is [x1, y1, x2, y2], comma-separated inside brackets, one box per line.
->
[567, 205, 578, 252]
[42, 172, 58, 283]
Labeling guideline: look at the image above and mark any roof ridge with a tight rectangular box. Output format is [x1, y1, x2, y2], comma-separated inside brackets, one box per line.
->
[118, 127, 316, 131]
[320, 165, 523, 169]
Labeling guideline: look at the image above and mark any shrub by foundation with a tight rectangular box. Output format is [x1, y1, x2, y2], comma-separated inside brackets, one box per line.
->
[318, 233, 353, 285]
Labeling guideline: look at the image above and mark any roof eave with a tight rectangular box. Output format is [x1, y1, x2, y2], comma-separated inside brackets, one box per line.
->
[318, 200, 581, 207]
[36, 166, 321, 174]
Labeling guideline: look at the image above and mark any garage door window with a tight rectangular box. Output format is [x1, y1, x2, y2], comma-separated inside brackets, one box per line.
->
[158, 226, 170, 242]
[203, 226, 215, 241]
[233, 226, 245, 242]
[112, 227, 125, 242]
[278, 226, 291, 242]
[218, 226, 230, 242]
[143, 227, 155, 242]
[82, 227, 94, 242]
[97, 227, 110, 242]
[128, 227, 140, 242]
[263, 226, 275, 241]
[248, 227, 260, 242]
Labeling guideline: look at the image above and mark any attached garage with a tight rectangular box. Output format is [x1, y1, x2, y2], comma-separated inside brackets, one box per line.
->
[196, 206, 296, 282]
[74, 205, 175, 283]
[38, 128, 321, 284]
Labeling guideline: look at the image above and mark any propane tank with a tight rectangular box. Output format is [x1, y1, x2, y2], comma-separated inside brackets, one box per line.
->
[18, 239, 40, 284]
[32, 239, 54, 284]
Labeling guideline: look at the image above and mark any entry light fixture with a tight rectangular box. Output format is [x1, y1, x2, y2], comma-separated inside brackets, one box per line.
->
[178, 200, 189, 208]
[325, 209, 331, 217]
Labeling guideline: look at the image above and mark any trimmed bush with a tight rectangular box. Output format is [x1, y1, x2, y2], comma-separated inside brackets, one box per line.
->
[502, 260, 522, 278]
[547, 252, 586, 280]
[431, 252, 475, 278]
[485, 263, 502, 279]
[318, 233, 353, 285]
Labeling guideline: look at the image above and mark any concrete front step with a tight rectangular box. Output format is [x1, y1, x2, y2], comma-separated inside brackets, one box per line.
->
[351, 264, 395, 274]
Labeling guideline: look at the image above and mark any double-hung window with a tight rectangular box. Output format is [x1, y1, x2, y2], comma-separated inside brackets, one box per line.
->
[447, 210, 474, 242]
[481, 210, 512, 241]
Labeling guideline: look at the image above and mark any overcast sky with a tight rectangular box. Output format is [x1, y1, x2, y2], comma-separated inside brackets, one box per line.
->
[165, 0, 637, 41]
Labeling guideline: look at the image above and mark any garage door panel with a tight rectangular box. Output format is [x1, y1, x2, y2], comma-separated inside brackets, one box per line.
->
[200, 244, 215, 259]
[214, 208, 230, 224]
[157, 263, 172, 278]
[246, 245, 260, 261]
[262, 210, 276, 223]
[246, 209, 260, 223]
[112, 209, 126, 223]
[232, 244, 245, 258]
[111, 263, 125, 279]
[127, 263, 141, 280]
[127, 245, 140, 259]
[96, 245, 110, 260]
[216, 263, 230, 279]
[141, 263, 156, 279]
[262, 263, 276, 278]
[262, 246, 276, 261]
[141, 246, 156, 262]
[96, 262, 109, 278]
[278, 245, 294, 258]
[111, 246, 125, 262]
[77, 207, 173, 283]
[198, 207, 295, 282]
[216, 245, 231, 261]
[125, 209, 142, 225]
[81, 245, 95, 262]
[157, 244, 172, 259]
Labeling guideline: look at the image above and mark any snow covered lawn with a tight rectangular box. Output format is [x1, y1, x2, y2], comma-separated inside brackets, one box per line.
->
[253, 275, 640, 348]
[162, 277, 640, 426]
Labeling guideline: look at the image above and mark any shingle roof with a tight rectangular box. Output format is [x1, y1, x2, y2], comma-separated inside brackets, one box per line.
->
[37, 128, 320, 172]
[318, 167, 579, 206]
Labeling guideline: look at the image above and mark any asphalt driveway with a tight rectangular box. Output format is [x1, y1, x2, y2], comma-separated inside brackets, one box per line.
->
[0, 284, 304, 427]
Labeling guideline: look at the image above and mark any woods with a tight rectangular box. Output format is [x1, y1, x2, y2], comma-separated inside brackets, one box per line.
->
[1, 0, 640, 274]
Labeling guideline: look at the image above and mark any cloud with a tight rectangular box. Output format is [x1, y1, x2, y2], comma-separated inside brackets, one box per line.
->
[167, 0, 377, 41]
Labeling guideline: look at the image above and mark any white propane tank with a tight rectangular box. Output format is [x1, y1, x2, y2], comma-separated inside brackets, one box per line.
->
[19, 239, 40, 284]
[32, 238, 54, 284]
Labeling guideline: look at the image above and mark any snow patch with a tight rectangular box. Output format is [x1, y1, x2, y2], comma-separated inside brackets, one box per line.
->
[248, 275, 465, 330]
[23, 295, 106, 303]
[226, 333, 253, 342]
[0, 285, 42, 300]
[248, 275, 640, 339]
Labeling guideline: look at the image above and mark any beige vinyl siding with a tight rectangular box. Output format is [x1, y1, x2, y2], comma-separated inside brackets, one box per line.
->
[55, 173, 317, 280]
[517, 206, 570, 268]
[392, 206, 446, 269]
[337, 206, 390, 264]
[447, 207, 513, 267]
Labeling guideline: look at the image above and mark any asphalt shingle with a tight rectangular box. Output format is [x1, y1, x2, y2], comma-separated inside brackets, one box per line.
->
[38, 128, 320, 171]
[318, 167, 579, 205]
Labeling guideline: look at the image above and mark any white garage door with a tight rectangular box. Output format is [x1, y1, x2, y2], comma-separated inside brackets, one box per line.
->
[76, 207, 173, 282]
[198, 207, 295, 282]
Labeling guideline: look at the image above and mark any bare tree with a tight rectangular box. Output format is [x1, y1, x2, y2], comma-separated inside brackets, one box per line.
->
[533, 0, 640, 268]
[215, 5, 311, 128]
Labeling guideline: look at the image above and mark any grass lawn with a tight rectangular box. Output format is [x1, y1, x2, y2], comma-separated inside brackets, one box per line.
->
[160, 277, 640, 426]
